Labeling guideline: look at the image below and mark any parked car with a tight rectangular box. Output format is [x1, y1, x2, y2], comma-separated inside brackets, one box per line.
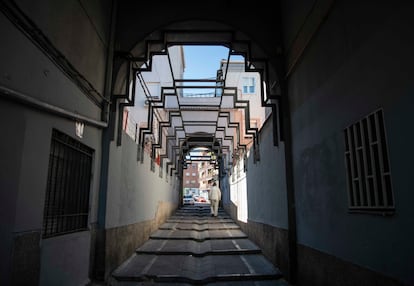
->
[196, 196, 207, 203]
[183, 194, 195, 205]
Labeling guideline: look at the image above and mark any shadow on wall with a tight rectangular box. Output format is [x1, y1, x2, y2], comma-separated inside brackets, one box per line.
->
[102, 201, 177, 280]
[224, 201, 290, 281]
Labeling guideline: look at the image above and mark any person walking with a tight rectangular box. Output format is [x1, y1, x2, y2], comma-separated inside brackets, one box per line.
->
[209, 182, 221, 217]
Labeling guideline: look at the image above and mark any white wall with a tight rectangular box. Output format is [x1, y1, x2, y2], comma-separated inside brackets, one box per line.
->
[105, 133, 179, 228]
[229, 165, 248, 223]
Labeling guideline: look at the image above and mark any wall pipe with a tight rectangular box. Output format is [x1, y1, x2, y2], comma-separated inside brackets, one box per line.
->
[0, 85, 108, 128]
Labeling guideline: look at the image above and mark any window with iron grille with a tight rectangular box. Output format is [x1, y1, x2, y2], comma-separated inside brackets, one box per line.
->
[344, 109, 394, 214]
[42, 129, 94, 238]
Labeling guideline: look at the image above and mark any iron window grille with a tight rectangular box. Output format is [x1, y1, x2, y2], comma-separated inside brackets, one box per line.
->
[42, 129, 94, 238]
[344, 108, 394, 214]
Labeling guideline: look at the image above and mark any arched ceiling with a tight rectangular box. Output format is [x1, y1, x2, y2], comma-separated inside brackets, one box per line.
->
[115, 1, 283, 59]
[112, 2, 285, 176]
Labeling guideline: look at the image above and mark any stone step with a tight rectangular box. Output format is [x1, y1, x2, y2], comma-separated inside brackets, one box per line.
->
[175, 207, 212, 212]
[171, 212, 229, 218]
[150, 229, 247, 241]
[136, 238, 261, 256]
[204, 281, 290, 285]
[174, 206, 226, 214]
[159, 222, 240, 231]
[166, 218, 234, 224]
[112, 254, 283, 284]
[111, 280, 290, 285]
[111, 207, 287, 285]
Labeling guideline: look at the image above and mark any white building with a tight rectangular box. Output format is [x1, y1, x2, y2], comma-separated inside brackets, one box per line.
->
[124, 46, 185, 141]
[218, 60, 268, 223]
[220, 60, 270, 144]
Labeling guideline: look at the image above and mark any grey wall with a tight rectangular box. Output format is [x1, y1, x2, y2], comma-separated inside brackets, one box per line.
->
[232, 116, 290, 276]
[0, 12, 101, 121]
[39, 231, 91, 286]
[283, 0, 414, 284]
[15, 0, 111, 96]
[0, 100, 102, 286]
[247, 117, 288, 229]
[1, 0, 109, 284]
[0, 100, 25, 286]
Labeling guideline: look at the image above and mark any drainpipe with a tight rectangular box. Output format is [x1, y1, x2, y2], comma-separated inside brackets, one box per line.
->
[281, 80, 298, 284]
[279, 1, 335, 282]
[94, 0, 117, 281]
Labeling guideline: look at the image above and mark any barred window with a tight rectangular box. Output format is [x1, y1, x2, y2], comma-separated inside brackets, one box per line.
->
[344, 109, 394, 214]
[42, 129, 94, 238]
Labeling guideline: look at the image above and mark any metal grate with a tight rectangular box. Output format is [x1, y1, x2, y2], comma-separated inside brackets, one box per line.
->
[344, 109, 394, 214]
[42, 129, 94, 238]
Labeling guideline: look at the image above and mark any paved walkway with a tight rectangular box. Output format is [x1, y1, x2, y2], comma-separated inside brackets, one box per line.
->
[110, 205, 289, 285]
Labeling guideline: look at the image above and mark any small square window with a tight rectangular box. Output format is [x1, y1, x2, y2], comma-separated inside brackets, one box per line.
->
[242, 77, 256, 94]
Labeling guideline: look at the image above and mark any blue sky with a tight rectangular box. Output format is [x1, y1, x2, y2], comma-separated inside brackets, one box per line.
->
[183, 45, 229, 79]
[180, 45, 245, 96]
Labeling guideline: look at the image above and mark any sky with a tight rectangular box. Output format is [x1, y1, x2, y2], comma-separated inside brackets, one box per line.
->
[182, 45, 229, 79]
[181, 45, 244, 96]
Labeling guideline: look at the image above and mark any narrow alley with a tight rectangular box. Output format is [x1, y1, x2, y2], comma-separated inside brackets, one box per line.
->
[2, 1, 414, 286]
[110, 205, 288, 285]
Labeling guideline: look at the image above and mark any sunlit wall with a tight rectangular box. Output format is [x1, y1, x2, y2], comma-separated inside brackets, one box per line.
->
[229, 156, 248, 222]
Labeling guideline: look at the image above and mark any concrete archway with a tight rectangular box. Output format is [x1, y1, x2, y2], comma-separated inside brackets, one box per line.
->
[106, 12, 297, 282]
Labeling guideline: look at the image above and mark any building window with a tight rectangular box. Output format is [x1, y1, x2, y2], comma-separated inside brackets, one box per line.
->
[42, 129, 94, 238]
[192, 172, 196, 176]
[186, 180, 190, 184]
[242, 77, 255, 94]
[344, 109, 394, 214]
